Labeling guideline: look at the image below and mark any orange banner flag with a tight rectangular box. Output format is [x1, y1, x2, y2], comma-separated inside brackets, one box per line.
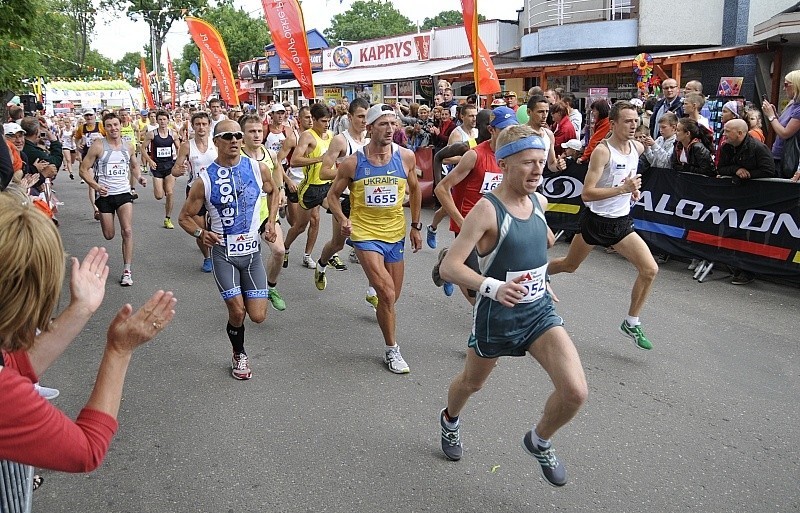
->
[460, 0, 501, 95]
[167, 49, 178, 108]
[199, 53, 213, 103]
[185, 16, 239, 106]
[261, 0, 316, 99]
[139, 57, 155, 109]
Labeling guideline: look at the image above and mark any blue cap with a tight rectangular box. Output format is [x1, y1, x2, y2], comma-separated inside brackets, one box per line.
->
[489, 106, 518, 129]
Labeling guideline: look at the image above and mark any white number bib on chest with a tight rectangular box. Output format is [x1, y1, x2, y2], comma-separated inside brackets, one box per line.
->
[107, 161, 127, 176]
[611, 164, 631, 187]
[156, 146, 172, 158]
[364, 185, 398, 207]
[480, 172, 503, 194]
[226, 233, 259, 256]
[506, 263, 548, 303]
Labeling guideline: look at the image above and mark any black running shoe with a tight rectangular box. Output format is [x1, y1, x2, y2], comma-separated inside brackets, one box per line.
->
[440, 409, 462, 461]
[522, 431, 567, 487]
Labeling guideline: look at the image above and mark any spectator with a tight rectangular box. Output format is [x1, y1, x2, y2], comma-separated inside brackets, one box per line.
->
[684, 80, 712, 119]
[641, 96, 657, 131]
[7, 105, 23, 123]
[761, 69, 800, 179]
[543, 89, 558, 105]
[640, 112, 678, 171]
[745, 108, 765, 143]
[649, 78, 684, 138]
[562, 93, 582, 135]
[577, 99, 610, 165]
[716, 118, 776, 183]
[551, 103, 577, 157]
[556, 139, 583, 171]
[0, 190, 176, 472]
[0, 131, 12, 190]
[408, 104, 438, 150]
[504, 91, 519, 112]
[715, 101, 741, 165]
[683, 93, 710, 129]
[672, 118, 715, 176]
[442, 87, 458, 118]
[433, 107, 456, 151]
[490, 98, 506, 108]
[20, 116, 61, 176]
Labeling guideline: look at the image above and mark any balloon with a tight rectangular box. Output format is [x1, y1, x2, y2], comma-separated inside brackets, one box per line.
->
[516, 108, 529, 124]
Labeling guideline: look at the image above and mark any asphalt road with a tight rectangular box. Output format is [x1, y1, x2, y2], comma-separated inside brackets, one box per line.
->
[32, 170, 800, 512]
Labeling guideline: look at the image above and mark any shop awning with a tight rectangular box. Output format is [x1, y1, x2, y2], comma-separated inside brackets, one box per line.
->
[274, 58, 474, 90]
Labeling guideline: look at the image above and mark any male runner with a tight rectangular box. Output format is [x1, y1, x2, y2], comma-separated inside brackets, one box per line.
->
[143, 110, 178, 228]
[172, 111, 217, 272]
[313, 97, 377, 307]
[239, 114, 288, 312]
[438, 125, 587, 487]
[427, 104, 479, 249]
[283, 103, 332, 269]
[79, 112, 147, 286]
[264, 103, 291, 153]
[327, 104, 422, 374]
[525, 95, 559, 173]
[117, 108, 140, 200]
[277, 106, 316, 235]
[434, 106, 517, 301]
[74, 108, 105, 217]
[208, 98, 226, 133]
[548, 100, 658, 350]
[178, 119, 280, 380]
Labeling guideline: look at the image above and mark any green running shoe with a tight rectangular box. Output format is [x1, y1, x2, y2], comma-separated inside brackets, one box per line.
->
[619, 321, 653, 350]
[268, 288, 286, 311]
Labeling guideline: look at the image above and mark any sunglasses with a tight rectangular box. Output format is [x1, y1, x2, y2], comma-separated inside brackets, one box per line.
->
[214, 131, 244, 141]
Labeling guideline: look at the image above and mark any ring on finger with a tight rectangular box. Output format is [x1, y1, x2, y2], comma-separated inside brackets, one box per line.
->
[152, 321, 162, 330]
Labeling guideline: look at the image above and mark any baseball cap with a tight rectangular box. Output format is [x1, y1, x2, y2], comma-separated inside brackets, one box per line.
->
[489, 106, 518, 129]
[3, 122, 24, 136]
[503, 91, 517, 97]
[561, 139, 583, 151]
[491, 98, 506, 107]
[270, 104, 286, 113]
[366, 104, 397, 125]
[83, 108, 96, 116]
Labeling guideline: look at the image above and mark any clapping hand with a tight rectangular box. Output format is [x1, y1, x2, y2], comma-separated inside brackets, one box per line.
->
[70, 247, 109, 314]
[106, 291, 177, 355]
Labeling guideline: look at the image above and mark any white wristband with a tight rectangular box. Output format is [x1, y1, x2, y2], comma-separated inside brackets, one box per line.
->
[479, 277, 504, 301]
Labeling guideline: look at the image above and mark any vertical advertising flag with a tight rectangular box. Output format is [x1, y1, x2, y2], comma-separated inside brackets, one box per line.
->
[199, 53, 213, 103]
[139, 57, 155, 109]
[261, 0, 316, 99]
[460, 0, 501, 95]
[167, 50, 178, 108]
[185, 16, 240, 106]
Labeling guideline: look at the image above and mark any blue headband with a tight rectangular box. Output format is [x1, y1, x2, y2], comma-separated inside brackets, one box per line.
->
[495, 135, 547, 160]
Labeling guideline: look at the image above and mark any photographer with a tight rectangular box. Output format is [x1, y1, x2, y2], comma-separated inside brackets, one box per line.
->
[20, 116, 61, 183]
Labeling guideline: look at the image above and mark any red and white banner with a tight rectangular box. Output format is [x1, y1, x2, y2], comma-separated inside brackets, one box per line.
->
[139, 57, 155, 109]
[460, 0, 501, 95]
[167, 50, 177, 108]
[199, 53, 213, 103]
[185, 16, 240, 106]
[323, 33, 430, 70]
[261, 0, 316, 99]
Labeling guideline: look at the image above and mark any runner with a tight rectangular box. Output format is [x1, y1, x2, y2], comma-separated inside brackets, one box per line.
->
[178, 119, 280, 380]
[327, 104, 422, 374]
[78, 112, 147, 286]
[433, 107, 516, 301]
[172, 111, 217, 272]
[437, 125, 587, 488]
[313, 97, 378, 308]
[549, 100, 658, 350]
[283, 103, 332, 269]
[239, 113, 288, 312]
[117, 108, 140, 200]
[58, 117, 76, 179]
[74, 108, 106, 218]
[142, 110, 179, 229]
[277, 106, 316, 241]
[525, 95, 559, 172]
[208, 98, 227, 133]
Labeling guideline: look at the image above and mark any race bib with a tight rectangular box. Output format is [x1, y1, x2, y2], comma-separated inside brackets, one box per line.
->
[611, 163, 631, 187]
[107, 161, 127, 177]
[364, 185, 398, 207]
[226, 233, 259, 256]
[480, 172, 503, 194]
[156, 146, 172, 158]
[505, 263, 548, 303]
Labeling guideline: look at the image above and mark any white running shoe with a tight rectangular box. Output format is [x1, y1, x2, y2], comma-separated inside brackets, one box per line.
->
[384, 346, 410, 374]
[34, 383, 60, 400]
[120, 271, 133, 286]
[231, 352, 252, 380]
[302, 254, 316, 269]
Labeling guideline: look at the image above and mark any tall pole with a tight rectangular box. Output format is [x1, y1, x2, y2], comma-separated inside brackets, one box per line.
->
[151, 24, 160, 105]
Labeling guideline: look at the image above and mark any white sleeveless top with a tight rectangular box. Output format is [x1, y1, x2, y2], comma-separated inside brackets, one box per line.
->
[95, 139, 132, 195]
[188, 138, 217, 188]
[339, 130, 368, 195]
[585, 140, 639, 218]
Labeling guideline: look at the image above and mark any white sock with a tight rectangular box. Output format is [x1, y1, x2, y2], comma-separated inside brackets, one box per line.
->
[428, 224, 436, 232]
[625, 316, 640, 326]
[124, 264, 132, 272]
[367, 286, 376, 296]
[533, 427, 551, 448]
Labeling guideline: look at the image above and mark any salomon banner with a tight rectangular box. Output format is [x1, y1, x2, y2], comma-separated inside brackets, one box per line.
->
[541, 161, 588, 233]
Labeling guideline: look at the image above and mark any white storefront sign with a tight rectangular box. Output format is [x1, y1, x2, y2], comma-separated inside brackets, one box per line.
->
[324, 33, 430, 71]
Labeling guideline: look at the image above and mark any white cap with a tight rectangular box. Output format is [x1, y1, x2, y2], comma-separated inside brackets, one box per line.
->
[270, 103, 286, 113]
[83, 108, 96, 116]
[3, 122, 24, 135]
[561, 139, 583, 151]
[366, 104, 397, 125]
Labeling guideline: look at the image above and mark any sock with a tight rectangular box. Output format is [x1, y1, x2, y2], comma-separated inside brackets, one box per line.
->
[317, 259, 327, 271]
[625, 316, 640, 326]
[166, 216, 170, 219]
[443, 408, 459, 428]
[124, 263, 131, 272]
[428, 224, 436, 232]
[367, 286, 376, 297]
[533, 427, 551, 449]
[385, 344, 398, 352]
[227, 322, 245, 354]
[268, 281, 277, 289]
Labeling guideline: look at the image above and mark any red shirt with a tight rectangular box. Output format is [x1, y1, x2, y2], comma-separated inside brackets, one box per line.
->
[553, 116, 577, 157]
[0, 350, 118, 472]
[450, 140, 502, 233]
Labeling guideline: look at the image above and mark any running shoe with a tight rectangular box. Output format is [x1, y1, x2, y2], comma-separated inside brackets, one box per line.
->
[522, 431, 567, 487]
[202, 257, 213, 273]
[283, 251, 289, 268]
[302, 254, 316, 269]
[443, 282, 455, 296]
[80, 179, 85, 184]
[328, 254, 347, 271]
[426, 224, 437, 249]
[231, 352, 252, 380]
[349, 249, 359, 264]
[432, 247, 448, 287]
[34, 383, 60, 400]
[164, 217, 174, 229]
[120, 270, 133, 286]
[365, 293, 379, 311]
[314, 268, 327, 290]
[268, 288, 287, 311]
[384, 346, 410, 374]
[619, 321, 653, 350]
[69, 172, 74, 180]
[440, 408, 462, 461]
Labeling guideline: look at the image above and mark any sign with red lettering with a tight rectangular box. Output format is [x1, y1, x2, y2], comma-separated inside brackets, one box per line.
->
[323, 34, 431, 70]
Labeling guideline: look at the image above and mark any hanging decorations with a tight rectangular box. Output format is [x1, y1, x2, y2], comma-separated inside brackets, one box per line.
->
[7, 41, 123, 80]
[633, 52, 657, 94]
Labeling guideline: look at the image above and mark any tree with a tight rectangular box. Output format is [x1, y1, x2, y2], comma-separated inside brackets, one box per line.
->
[56, 0, 96, 67]
[324, 0, 414, 45]
[420, 10, 485, 31]
[0, 0, 45, 115]
[115, 51, 145, 80]
[176, 0, 270, 82]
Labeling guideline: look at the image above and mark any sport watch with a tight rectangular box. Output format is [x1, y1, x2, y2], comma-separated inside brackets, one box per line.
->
[410, 222, 423, 231]
[193, 228, 203, 238]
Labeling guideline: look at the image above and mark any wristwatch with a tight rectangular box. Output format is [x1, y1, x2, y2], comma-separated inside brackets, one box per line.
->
[768, 115, 776, 122]
[193, 228, 203, 238]
[410, 222, 423, 231]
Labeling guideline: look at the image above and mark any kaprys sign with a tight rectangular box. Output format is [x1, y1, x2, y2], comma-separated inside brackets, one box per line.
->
[324, 34, 430, 70]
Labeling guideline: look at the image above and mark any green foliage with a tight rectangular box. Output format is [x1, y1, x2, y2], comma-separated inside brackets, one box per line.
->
[115, 51, 145, 79]
[420, 10, 485, 30]
[176, 0, 271, 82]
[324, 0, 414, 44]
[48, 80, 131, 91]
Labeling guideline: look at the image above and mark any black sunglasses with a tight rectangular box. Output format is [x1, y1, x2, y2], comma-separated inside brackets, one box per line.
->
[214, 131, 244, 141]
